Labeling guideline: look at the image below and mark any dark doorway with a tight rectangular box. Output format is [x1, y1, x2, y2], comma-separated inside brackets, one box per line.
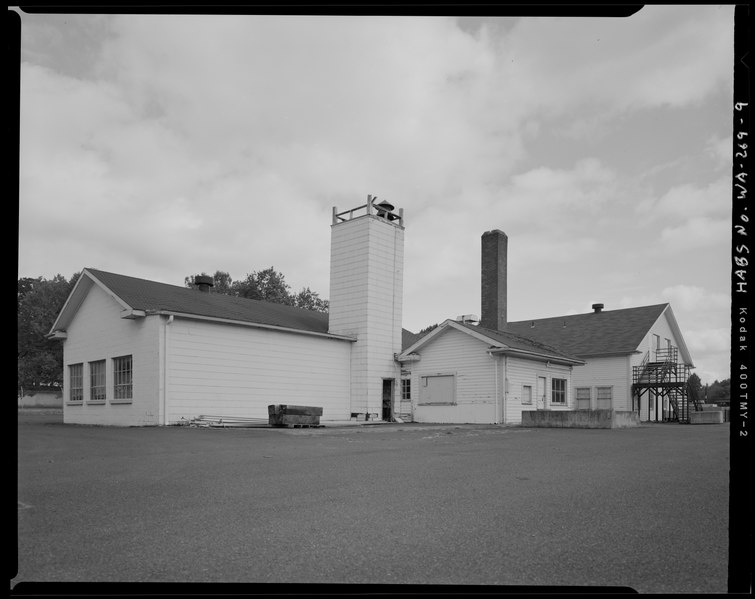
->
[382, 379, 394, 422]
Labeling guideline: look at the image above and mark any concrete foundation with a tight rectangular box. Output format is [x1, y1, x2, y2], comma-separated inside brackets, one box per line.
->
[521, 409, 640, 429]
[689, 410, 724, 424]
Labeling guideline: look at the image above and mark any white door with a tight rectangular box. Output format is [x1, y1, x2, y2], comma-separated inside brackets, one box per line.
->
[537, 376, 547, 409]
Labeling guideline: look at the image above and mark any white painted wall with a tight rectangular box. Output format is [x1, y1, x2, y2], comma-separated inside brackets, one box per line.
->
[329, 214, 404, 417]
[506, 357, 574, 424]
[635, 308, 687, 364]
[164, 318, 353, 424]
[407, 328, 499, 423]
[570, 355, 633, 411]
[62, 284, 161, 426]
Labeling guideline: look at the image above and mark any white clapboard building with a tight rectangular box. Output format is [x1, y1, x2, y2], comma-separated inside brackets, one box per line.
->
[49, 196, 694, 426]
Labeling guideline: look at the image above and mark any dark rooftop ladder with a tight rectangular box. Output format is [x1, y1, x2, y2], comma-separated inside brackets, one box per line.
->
[632, 347, 699, 423]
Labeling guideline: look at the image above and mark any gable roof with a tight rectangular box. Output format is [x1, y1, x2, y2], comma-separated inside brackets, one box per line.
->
[505, 303, 671, 358]
[399, 319, 584, 366]
[49, 268, 417, 347]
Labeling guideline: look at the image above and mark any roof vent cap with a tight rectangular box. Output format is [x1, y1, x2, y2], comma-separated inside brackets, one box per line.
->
[455, 314, 479, 324]
[592, 303, 604, 313]
[195, 275, 214, 293]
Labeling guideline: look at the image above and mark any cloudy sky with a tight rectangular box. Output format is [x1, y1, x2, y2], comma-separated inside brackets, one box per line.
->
[16, 6, 735, 384]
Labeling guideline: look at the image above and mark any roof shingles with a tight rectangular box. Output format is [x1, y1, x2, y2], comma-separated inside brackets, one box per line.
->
[505, 304, 669, 357]
[85, 268, 418, 346]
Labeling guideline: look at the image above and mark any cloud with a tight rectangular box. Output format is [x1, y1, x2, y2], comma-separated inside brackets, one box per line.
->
[636, 177, 731, 219]
[659, 217, 730, 251]
[660, 285, 730, 313]
[500, 6, 733, 119]
[17, 8, 735, 383]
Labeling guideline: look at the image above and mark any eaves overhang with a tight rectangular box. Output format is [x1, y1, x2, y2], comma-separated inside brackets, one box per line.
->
[575, 350, 641, 359]
[152, 310, 357, 342]
[488, 346, 585, 366]
[395, 352, 421, 363]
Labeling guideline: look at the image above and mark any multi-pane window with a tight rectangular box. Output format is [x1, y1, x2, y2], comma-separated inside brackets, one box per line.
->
[522, 385, 533, 405]
[89, 360, 106, 400]
[69, 363, 83, 402]
[596, 386, 613, 409]
[113, 355, 133, 400]
[551, 378, 567, 405]
[575, 387, 591, 409]
[401, 378, 411, 401]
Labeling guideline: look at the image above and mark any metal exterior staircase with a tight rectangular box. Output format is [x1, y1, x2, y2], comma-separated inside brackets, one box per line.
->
[632, 347, 699, 423]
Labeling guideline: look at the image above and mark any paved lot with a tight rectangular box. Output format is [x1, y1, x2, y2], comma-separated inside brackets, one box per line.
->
[13, 410, 730, 593]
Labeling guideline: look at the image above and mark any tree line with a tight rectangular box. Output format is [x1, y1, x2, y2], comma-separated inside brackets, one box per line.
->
[184, 267, 329, 313]
[687, 373, 730, 404]
[17, 267, 328, 392]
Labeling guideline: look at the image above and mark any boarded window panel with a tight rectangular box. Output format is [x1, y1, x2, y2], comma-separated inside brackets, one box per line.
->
[576, 387, 591, 409]
[419, 375, 455, 405]
[597, 386, 612, 409]
[522, 385, 533, 405]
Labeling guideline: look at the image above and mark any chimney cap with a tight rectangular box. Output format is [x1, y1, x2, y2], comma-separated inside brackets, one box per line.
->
[592, 303, 604, 313]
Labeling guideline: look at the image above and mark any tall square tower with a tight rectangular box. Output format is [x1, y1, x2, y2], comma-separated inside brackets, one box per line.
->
[329, 196, 405, 418]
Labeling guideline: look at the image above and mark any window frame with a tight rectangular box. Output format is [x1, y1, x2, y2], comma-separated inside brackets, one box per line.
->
[596, 386, 613, 409]
[551, 378, 567, 405]
[112, 355, 133, 402]
[88, 359, 107, 402]
[522, 384, 533, 405]
[575, 386, 591, 409]
[401, 377, 411, 401]
[68, 363, 83, 403]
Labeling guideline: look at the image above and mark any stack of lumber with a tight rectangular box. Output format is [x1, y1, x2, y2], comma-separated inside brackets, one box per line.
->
[189, 415, 270, 428]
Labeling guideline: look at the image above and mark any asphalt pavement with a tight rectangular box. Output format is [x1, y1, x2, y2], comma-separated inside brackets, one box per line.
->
[13, 410, 732, 593]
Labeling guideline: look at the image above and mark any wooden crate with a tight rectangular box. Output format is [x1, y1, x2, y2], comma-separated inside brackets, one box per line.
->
[268, 404, 323, 427]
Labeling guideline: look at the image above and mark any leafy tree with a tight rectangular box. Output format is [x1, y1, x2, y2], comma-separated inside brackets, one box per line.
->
[185, 271, 234, 294]
[292, 287, 329, 313]
[236, 266, 292, 304]
[418, 323, 439, 337]
[705, 379, 730, 403]
[17, 273, 79, 391]
[184, 266, 328, 313]
[687, 373, 704, 403]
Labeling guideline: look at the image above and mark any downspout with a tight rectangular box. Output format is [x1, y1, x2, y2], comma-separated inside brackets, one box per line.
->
[162, 315, 174, 425]
[502, 355, 507, 424]
[487, 350, 501, 424]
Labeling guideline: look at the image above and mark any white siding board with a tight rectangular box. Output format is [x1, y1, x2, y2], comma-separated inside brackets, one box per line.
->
[409, 328, 499, 423]
[505, 357, 574, 424]
[571, 355, 632, 411]
[329, 215, 404, 415]
[62, 284, 160, 426]
[164, 319, 352, 423]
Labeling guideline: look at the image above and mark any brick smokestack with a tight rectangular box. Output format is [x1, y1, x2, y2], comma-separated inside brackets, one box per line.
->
[481, 230, 507, 331]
